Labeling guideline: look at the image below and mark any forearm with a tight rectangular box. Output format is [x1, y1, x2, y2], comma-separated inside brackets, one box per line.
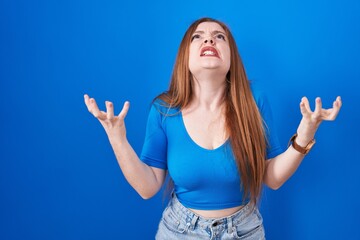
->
[263, 145, 306, 190]
[264, 96, 342, 190]
[84, 96, 166, 199]
[109, 137, 163, 199]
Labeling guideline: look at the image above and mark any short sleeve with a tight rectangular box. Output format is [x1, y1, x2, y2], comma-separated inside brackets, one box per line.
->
[253, 90, 283, 159]
[140, 102, 168, 169]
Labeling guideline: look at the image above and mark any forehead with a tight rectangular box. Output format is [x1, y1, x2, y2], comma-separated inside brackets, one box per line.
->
[194, 22, 226, 33]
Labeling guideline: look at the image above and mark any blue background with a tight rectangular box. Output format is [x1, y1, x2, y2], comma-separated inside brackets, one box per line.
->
[1, 0, 359, 239]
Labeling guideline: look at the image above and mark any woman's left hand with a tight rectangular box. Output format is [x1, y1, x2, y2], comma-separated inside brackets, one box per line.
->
[296, 96, 342, 146]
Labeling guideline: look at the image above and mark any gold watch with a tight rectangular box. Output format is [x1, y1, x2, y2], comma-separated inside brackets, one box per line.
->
[288, 133, 316, 155]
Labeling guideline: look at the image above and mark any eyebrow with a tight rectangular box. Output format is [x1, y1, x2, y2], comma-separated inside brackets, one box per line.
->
[193, 30, 226, 35]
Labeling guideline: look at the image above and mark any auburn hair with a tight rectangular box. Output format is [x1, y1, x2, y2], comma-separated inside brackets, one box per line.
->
[157, 18, 267, 205]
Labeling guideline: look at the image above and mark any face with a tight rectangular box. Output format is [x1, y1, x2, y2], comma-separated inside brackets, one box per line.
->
[188, 21, 231, 77]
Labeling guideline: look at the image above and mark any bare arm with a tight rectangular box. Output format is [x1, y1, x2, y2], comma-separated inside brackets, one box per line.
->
[264, 96, 342, 189]
[84, 94, 166, 199]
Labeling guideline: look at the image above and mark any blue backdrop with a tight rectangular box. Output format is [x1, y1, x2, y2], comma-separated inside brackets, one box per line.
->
[1, 0, 359, 239]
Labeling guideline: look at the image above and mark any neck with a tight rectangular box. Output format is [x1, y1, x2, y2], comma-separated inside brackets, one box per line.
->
[190, 71, 227, 111]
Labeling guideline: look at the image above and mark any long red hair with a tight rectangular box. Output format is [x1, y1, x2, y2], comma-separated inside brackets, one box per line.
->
[158, 18, 267, 205]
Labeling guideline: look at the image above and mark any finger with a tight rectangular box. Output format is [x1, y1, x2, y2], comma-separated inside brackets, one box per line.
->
[300, 97, 311, 117]
[327, 96, 342, 120]
[313, 97, 322, 118]
[84, 94, 91, 109]
[118, 101, 130, 120]
[89, 98, 106, 120]
[84, 94, 96, 113]
[106, 101, 114, 119]
[299, 101, 307, 116]
[335, 96, 342, 108]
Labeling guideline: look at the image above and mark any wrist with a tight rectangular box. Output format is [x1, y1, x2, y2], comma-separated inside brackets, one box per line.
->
[288, 133, 316, 155]
[297, 119, 319, 146]
[295, 134, 314, 147]
[108, 134, 127, 146]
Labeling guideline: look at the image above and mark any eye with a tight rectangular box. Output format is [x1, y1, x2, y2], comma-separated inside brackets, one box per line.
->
[191, 34, 201, 42]
[216, 34, 226, 40]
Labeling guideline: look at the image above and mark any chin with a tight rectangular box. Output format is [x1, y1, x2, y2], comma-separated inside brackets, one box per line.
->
[200, 61, 223, 69]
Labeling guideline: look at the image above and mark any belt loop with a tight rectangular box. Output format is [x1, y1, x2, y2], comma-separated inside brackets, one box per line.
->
[227, 216, 233, 234]
[189, 214, 199, 231]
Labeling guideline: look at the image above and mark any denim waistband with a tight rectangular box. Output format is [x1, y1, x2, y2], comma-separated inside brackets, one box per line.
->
[169, 193, 256, 234]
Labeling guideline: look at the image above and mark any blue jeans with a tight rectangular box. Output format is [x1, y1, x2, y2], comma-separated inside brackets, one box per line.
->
[155, 194, 265, 240]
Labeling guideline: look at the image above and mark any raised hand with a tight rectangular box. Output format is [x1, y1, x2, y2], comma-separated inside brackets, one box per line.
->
[296, 96, 342, 145]
[84, 94, 130, 143]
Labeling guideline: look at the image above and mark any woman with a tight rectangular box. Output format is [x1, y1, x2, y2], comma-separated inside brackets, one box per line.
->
[84, 18, 342, 239]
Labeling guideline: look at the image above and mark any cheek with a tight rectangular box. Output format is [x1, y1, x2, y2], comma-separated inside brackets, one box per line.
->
[223, 50, 231, 71]
[189, 45, 198, 57]
[188, 47, 199, 64]
[224, 48, 231, 63]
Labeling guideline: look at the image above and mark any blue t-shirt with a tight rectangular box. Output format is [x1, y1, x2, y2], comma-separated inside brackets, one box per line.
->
[140, 90, 282, 210]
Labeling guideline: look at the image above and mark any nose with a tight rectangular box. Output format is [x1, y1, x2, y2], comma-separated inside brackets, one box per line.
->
[204, 38, 214, 45]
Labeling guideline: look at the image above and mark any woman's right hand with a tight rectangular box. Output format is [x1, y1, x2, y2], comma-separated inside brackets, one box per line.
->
[84, 94, 130, 143]
[84, 94, 165, 199]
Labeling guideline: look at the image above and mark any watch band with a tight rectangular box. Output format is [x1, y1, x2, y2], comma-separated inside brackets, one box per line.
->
[288, 133, 316, 155]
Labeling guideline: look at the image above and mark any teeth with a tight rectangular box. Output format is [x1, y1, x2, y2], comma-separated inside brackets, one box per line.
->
[202, 50, 215, 56]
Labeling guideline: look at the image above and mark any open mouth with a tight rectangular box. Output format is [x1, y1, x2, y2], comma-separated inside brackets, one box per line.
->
[200, 47, 219, 58]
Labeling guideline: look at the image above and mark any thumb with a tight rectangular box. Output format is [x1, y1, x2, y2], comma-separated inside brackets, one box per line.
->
[118, 101, 130, 120]
[300, 97, 311, 117]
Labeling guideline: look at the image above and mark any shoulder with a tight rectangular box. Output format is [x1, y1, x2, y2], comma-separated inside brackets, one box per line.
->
[151, 97, 180, 116]
[146, 97, 180, 131]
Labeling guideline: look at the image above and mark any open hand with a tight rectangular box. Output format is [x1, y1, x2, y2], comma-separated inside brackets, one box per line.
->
[84, 94, 130, 142]
[296, 96, 342, 145]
